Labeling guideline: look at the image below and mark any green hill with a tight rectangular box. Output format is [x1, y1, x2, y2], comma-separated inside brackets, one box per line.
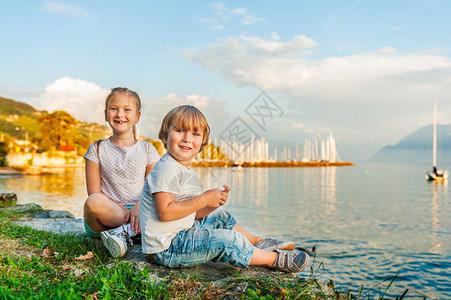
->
[0, 96, 110, 153]
[0, 96, 37, 115]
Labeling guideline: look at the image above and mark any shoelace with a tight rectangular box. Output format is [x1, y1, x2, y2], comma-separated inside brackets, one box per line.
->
[107, 225, 134, 246]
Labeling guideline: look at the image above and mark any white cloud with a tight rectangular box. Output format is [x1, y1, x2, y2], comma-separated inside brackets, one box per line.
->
[184, 34, 451, 105]
[231, 8, 247, 15]
[184, 34, 451, 158]
[241, 15, 263, 25]
[198, 3, 263, 29]
[42, 2, 94, 19]
[33, 77, 109, 124]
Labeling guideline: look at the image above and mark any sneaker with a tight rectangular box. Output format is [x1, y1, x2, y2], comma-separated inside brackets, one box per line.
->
[100, 224, 131, 258]
[269, 249, 310, 273]
[254, 238, 295, 251]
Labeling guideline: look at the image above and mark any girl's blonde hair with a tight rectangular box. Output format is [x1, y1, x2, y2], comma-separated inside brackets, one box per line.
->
[158, 105, 210, 152]
[104, 87, 142, 138]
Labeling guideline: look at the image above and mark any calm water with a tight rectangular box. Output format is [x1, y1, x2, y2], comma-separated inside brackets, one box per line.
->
[1, 162, 450, 299]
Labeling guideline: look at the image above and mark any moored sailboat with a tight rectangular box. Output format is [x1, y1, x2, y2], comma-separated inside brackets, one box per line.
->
[425, 102, 448, 182]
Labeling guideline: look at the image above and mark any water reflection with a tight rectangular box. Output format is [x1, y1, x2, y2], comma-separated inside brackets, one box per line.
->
[430, 180, 447, 254]
[303, 167, 337, 213]
[1, 164, 449, 298]
[0, 168, 87, 218]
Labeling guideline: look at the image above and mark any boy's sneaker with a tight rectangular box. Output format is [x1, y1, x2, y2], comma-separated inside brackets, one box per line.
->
[100, 224, 132, 258]
[269, 249, 310, 273]
[254, 238, 295, 251]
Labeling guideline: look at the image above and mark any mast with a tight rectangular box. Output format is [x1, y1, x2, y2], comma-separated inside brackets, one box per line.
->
[433, 101, 437, 168]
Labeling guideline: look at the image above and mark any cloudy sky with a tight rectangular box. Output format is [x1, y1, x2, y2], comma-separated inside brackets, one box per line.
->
[1, 1, 451, 161]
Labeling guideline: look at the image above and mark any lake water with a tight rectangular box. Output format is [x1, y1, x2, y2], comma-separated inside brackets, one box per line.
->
[1, 162, 450, 299]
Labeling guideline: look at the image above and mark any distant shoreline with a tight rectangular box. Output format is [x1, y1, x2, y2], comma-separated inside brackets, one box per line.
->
[0, 161, 354, 175]
[191, 161, 355, 168]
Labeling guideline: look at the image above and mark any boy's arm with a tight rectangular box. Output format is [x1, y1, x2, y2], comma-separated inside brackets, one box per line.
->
[154, 188, 227, 221]
[195, 206, 218, 219]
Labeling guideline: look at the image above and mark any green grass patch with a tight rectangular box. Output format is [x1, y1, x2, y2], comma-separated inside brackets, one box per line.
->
[0, 209, 411, 299]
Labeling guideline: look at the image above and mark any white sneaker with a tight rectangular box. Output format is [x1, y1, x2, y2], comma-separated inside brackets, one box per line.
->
[101, 228, 127, 258]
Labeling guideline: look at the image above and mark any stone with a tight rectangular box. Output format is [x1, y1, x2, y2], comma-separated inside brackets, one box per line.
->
[13, 218, 85, 235]
[4, 203, 42, 212]
[0, 193, 17, 208]
[48, 210, 75, 219]
[31, 210, 75, 219]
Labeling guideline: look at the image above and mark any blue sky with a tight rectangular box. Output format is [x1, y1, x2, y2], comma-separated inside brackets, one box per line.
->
[1, 1, 451, 161]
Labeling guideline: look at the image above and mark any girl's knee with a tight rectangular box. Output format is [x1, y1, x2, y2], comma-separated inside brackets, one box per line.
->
[84, 194, 109, 213]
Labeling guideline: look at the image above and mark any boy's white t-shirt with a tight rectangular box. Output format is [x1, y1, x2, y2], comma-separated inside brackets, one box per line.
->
[140, 153, 203, 254]
[84, 138, 160, 206]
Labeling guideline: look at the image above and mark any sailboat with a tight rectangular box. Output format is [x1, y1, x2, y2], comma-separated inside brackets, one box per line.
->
[425, 102, 448, 182]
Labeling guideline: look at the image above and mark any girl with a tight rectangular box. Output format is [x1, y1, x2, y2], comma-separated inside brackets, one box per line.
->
[84, 87, 160, 258]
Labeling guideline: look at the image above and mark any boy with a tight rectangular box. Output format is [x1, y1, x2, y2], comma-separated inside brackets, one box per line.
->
[140, 105, 309, 272]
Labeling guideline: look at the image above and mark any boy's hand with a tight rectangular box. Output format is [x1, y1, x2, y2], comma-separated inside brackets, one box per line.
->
[202, 185, 230, 207]
[221, 185, 230, 206]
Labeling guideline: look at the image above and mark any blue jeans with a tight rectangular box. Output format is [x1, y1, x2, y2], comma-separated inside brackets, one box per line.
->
[153, 209, 254, 268]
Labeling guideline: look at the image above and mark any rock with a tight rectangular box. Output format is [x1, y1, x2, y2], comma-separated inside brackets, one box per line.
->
[4, 203, 43, 212]
[122, 245, 300, 288]
[31, 210, 75, 219]
[6, 203, 81, 234]
[13, 218, 85, 235]
[0, 193, 17, 207]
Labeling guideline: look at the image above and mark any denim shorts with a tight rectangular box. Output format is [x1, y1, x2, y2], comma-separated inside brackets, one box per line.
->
[153, 208, 254, 268]
[84, 205, 134, 238]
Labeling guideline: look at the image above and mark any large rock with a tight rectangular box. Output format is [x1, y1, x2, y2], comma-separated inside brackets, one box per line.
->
[13, 218, 85, 235]
[5, 203, 82, 235]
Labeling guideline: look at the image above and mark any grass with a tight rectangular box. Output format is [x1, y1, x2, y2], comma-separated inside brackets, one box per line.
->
[0, 208, 411, 299]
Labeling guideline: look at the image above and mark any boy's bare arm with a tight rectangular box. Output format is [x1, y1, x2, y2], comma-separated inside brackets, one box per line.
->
[154, 187, 227, 221]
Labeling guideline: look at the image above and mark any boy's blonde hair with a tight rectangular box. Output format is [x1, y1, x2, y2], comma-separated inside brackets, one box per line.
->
[104, 87, 142, 138]
[159, 105, 210, 152]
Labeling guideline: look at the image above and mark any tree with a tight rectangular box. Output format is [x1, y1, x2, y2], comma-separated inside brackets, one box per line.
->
[0, 141, 8, 166]
[38, 111, 77, 151]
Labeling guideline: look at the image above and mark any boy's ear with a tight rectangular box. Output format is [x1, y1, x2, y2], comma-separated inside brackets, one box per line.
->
[161, 136, 167, 147]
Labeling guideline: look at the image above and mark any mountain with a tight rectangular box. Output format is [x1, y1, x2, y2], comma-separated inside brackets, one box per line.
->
[372, 123, 451, 163]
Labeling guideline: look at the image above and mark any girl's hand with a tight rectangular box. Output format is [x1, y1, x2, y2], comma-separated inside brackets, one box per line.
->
[125, 202, 140, 234]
